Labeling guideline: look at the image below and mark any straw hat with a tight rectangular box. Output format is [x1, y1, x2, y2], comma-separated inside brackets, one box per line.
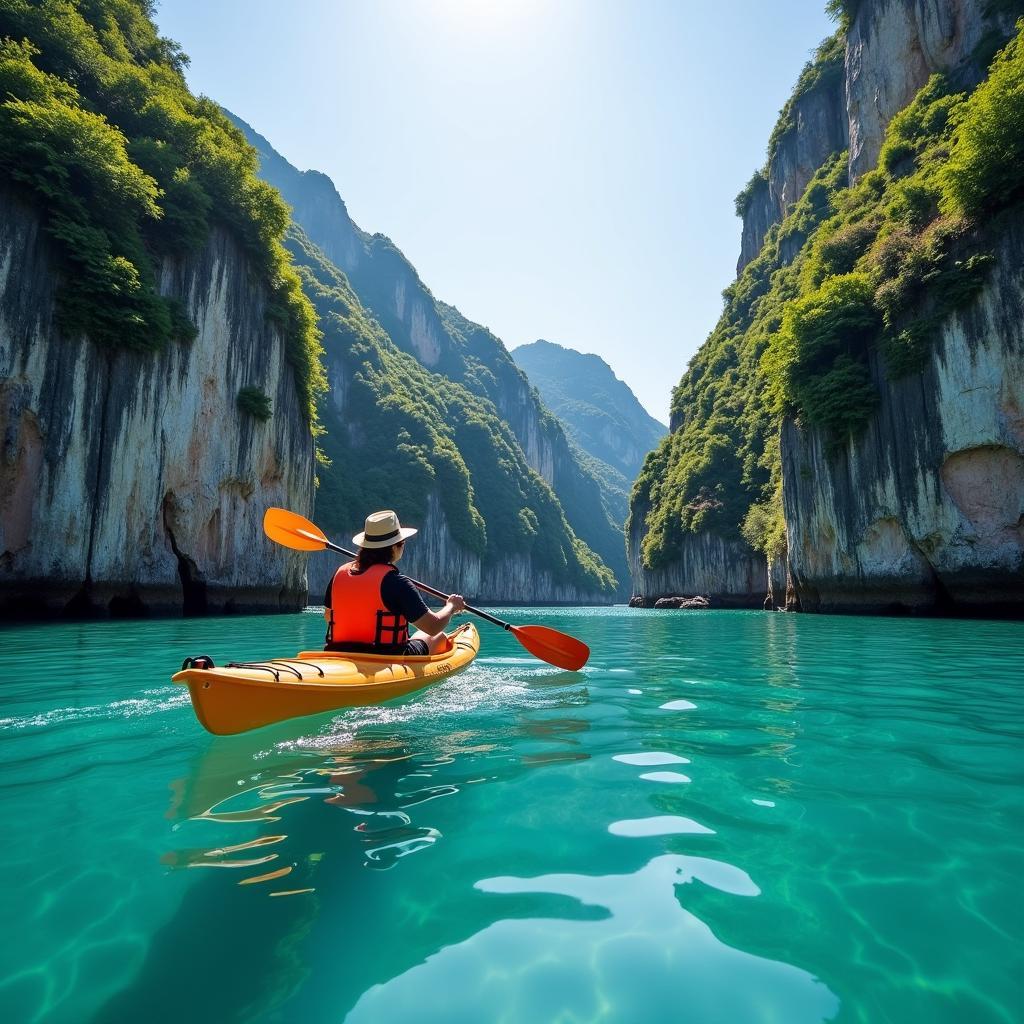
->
[352, 510, 418, 549]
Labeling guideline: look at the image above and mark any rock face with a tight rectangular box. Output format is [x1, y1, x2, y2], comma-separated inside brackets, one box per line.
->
[845, 0, 990, 180]
[626, 515, 767, 608]
[772, 71, 848, 213]
[0, 190, 314, 615]
[781, 212, 1024, 614]
[765, 552, 799, 611]
[737, 174, 774, 275]
[737, 40, 848, 274]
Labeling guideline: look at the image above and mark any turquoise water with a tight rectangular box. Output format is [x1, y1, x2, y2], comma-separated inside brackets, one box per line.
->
[0, 607, 1021, 1023]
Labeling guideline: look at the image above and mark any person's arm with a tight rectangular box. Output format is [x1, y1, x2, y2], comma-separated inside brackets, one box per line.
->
[412, 593, 466, 635]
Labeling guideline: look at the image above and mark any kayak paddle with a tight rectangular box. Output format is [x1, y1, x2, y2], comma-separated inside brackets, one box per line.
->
[264, 507, 590, 671]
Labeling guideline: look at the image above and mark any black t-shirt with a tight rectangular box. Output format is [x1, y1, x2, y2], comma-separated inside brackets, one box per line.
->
[324, 567, 429, 624]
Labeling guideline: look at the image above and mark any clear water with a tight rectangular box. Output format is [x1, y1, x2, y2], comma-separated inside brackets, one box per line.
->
[0, 607, 1021, 1024]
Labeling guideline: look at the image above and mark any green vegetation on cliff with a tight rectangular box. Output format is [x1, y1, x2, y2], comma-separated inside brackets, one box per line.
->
[237, 385, 272, 421]
[633, 22, 1024, 569]
[823, 1, 861, 30]
[0, 0, 324, 423]
[631, 151, 850, 569]
[735, 168, 768, 218]
[285, 227, 616, 595]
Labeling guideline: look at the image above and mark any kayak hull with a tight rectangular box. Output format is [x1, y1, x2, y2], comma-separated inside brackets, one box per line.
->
[172, 623, 479, 735]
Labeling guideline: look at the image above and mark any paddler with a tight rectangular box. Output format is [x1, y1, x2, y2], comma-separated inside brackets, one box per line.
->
[323, 510, 466, 655]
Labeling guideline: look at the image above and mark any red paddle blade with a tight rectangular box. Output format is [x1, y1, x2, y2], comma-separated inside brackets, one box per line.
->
[263, 507, 330, 552]
[511, 624, 590, 671]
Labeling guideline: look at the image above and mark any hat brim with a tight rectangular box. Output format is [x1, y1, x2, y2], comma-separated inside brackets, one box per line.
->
[352, 526, 418, 549]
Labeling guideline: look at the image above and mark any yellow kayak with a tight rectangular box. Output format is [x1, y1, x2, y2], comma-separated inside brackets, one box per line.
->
[172, 623, 480, 735]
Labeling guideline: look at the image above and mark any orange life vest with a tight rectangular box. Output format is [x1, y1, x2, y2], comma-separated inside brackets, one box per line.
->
[326, 561, 410, 648]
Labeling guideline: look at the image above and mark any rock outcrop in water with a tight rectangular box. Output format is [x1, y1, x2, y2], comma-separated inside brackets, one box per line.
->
[0, 191, 314, 615]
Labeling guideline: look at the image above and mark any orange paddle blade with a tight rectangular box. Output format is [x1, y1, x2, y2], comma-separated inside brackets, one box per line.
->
[511, 625, 590, 671]
[263, 507, 330, 552]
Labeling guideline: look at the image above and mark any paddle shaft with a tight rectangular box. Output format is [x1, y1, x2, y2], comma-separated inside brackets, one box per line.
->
[323, 540, 512, 631]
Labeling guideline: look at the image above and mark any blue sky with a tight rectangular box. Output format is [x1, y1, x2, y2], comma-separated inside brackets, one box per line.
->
[154, 1, 835, 422]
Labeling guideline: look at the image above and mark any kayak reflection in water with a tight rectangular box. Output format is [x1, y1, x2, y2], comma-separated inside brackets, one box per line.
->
[323, 510, 465, 657]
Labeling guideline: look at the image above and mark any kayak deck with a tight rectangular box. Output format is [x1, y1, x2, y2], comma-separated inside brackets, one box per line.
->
[172, 623, 479, 735]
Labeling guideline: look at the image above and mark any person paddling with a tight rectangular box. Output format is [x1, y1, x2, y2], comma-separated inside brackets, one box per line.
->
[323, 510, 465, 656]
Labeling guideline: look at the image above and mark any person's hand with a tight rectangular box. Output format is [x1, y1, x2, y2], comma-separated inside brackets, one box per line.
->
[448, 594, 466, 614]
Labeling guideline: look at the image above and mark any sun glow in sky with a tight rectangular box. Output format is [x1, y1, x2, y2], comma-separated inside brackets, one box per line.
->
[429, 0, 546, 31]
[155, 0, 834, 422]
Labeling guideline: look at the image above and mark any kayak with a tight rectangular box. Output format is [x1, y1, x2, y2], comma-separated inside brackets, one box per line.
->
[172, 623, 480, 735]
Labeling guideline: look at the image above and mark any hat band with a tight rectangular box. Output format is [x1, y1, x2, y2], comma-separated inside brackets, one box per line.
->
[364, 527, 402, 543]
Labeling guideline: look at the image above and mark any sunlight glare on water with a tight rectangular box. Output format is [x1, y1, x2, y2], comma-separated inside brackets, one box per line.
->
[0, 607, 1021, 1023]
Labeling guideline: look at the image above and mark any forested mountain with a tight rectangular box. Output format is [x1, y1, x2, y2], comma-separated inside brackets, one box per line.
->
[629, 0, 1024, 615]
[228, 112, 628, 600]
[512, 339, 666, 528]
[285, 225, 616, 602]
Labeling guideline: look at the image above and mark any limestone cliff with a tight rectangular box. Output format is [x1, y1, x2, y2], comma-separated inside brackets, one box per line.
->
[845, 0, 994, 179]
[0, 190, 314, 615]
[737, 36, 848, 273]
[736, 173, 774, 277]
[781, 211, 1024, 614]
[634, 0, 1023, 616]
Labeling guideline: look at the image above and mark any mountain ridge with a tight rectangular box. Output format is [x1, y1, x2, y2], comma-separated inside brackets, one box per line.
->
[513, 338, 666, 481]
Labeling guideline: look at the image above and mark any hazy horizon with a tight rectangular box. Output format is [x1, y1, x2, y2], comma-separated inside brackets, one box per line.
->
[154, 0, 835, 421]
